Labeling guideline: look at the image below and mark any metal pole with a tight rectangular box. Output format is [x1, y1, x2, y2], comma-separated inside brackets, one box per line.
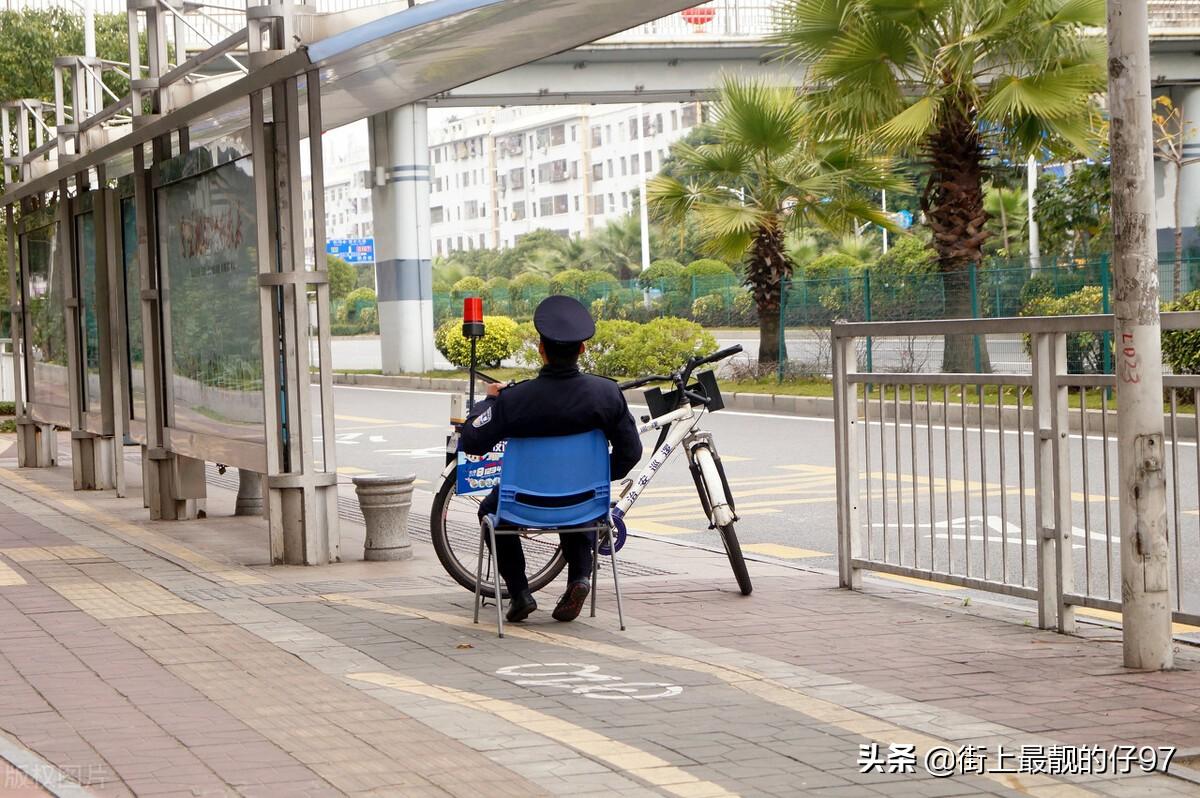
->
[638, 103, 651, 275]
[1027, 156, 1040, 272]
[1108, 0, 1173, 670]
[881, 189, 888, 254]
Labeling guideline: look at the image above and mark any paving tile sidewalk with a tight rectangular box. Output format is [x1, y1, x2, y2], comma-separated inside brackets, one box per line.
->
[0, 454, 1198, 797]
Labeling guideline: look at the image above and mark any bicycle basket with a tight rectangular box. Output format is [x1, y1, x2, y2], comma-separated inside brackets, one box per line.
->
[643, 370, 725, 418]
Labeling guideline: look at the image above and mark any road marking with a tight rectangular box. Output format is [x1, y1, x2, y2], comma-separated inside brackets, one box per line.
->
[622, 519, 696, 536]
[335, 413, 396, 425]
[716, 454, 751, 462]
[348, 672, 733, 796]
[740, 544, 828, 559]
[330, 596, 1093, 798]
[873, 573, 963, 592]
[1076, 606, 1200, 635]
[336, 466, 375, 476]
[0, 558, 26, 586]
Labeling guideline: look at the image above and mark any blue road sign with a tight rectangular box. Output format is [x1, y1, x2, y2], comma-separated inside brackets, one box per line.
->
[326, 238, 375, 264]
[894, 210, 913, 230]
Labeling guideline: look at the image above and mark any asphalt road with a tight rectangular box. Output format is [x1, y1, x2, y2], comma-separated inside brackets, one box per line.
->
[325, 381, 1200, 619]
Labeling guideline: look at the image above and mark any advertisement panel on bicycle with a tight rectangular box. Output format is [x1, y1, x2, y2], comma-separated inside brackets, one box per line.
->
[456, 442, 505, 496]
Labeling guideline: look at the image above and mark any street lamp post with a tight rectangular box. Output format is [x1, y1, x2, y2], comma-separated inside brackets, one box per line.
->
[1107, 0, 1174, 670]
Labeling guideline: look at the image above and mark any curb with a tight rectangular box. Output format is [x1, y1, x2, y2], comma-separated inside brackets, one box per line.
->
[329, 372, 837, 418]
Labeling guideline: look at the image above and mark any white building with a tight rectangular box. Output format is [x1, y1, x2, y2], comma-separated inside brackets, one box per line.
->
[310, 101, 703, 264]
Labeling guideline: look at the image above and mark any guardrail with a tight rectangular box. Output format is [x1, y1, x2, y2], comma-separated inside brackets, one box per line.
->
[831, 312, 1200, 634]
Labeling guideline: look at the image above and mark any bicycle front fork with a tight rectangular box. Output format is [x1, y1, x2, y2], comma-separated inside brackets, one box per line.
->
[685, 433, 737, 529]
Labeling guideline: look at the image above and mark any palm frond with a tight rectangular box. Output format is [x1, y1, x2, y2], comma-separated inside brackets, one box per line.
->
[877, 95, 942, 148]
[1046, 0, 1105, 28]
[982, 65, 1101, 122]
[711, 75, 807, 157]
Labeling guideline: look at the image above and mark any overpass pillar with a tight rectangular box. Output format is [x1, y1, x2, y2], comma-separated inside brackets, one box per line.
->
[369, 104, 436, 374]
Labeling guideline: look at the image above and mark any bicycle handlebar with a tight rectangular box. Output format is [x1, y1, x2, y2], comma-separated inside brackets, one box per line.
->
[694, 344, 744, 368]
[617, 374, 672, 391]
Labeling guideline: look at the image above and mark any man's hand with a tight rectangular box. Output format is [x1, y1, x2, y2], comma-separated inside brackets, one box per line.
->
[485, 382, 505, 398]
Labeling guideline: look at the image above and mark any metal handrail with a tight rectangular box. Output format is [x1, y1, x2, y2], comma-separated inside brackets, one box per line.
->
[833, 310, 1200, 338]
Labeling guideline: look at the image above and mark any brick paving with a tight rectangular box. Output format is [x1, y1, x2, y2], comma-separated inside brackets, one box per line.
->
[0, 455, 1198, 796]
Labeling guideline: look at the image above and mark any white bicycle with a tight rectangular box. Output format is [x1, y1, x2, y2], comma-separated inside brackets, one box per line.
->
[430, 344, 751, 597]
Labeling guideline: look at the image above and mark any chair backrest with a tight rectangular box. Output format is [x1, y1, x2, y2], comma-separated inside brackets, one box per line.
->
[496, 430, 611, 528]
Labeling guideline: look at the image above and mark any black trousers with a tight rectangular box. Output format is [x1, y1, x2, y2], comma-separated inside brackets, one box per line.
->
[479, 488, 596, 595]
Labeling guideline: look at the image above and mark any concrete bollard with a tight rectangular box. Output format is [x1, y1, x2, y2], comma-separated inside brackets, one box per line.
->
[235, 469, 264, 516]
[353, 474, 417, 561]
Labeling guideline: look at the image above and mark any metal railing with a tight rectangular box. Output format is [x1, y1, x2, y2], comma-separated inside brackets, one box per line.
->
[832, 311, 1200, 634]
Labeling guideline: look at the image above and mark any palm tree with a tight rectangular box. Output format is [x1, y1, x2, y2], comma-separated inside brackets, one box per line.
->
[585, 214, 650, 280]
[773, 0, 1106, 371]
[648, 76, 901, 367]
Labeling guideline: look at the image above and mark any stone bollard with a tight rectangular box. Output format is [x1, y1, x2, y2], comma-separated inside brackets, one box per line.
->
[235, 469, 264, 516]
[353, 474, 417, 561]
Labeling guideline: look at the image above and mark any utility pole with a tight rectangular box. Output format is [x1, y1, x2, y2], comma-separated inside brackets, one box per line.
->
[1107, 0, 1174, 670]
[1027, 157, 1040, 271]
[638, 103, 651, 274]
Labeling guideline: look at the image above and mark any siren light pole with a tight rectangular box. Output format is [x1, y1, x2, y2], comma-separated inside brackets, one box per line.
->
[462, 297, 485, 411]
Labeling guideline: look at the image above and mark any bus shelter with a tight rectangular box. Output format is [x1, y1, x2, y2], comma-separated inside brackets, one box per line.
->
[0, 0, 697, 564]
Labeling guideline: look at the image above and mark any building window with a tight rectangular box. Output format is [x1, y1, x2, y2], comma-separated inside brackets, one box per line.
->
[645, 151, 653, 172]
[537, 159, 569, 183]
[479, 234, 486, 248]
[536, 124, 566, 149]
[590, 126, 602, 148]
[590, 194, 605, 215]
[465, 200, 480, 220]
[592, 162, 604, 181]
[671, 110, 678, 130]
[497, 134, 523, 157]
[539, 196, 554, 216]
[642, 114, 663, 137]
[574, 195, 580, 211]
[511, 202, 526, 221]
[622, 193, 629, 210]
[509, 167, 525, 190]
[682, 104, 698, 127]
[631, 154, 640, 174]
[607, 160, 613, 178]
[436, 239, 443, 256]
[620, 157, 627, 176]
[570, 125, 577, 142]
[629, 118, 638, 139]
[555, 194, 569, 214]
[607, 193, 615, 211]
[431, 206, 445, 224]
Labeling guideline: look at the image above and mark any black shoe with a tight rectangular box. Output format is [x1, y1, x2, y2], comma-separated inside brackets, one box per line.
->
[505, 590, 537, 623]
[552, 580, 590, 622]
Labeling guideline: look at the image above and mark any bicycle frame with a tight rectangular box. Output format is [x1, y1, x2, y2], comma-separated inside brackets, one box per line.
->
[612, 401, 735, 528]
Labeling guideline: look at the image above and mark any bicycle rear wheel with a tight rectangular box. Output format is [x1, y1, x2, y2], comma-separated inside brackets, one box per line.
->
[429, 468, 567, 599]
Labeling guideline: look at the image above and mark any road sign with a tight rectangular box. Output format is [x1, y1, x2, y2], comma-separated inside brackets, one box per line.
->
[894, 210, 913, 230]
[327, 238, 375, 264]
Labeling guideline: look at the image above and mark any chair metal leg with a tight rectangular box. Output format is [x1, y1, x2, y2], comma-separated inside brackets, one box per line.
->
[590, 529, 600, 618]
[488, 524, 504, 638]
[474, 521, 487, 625]
[607, 526, 626, 631]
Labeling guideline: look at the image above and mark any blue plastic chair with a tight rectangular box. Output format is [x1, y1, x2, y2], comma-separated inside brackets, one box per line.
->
[474, 430, 626, 637]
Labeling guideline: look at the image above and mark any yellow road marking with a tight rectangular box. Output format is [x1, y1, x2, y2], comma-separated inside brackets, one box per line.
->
[334, 414, 396, 425]
[348, 672, 739, 797]
[873, 573, 963, 592]
[716, 455, 751, 463]
[0, 469, 263, 586]
[623, 519, 697, 536]
[326, 596, 1093, 798]
[1077, 606, 1200, 635]
[334, 414, 440, 430]
[633, 496, 834, 519]
[741, 543, 828, 559]
[336, 466, 374, 475]
[0, 558, 26, 586]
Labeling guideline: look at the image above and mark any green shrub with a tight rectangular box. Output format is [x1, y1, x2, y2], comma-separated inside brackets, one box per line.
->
[451, 275, 487, 295]
[339, 287, 377, 323]
[434, 315, 520, 368]
[691, 294, 727, 326]
[1019, 272, 1057, 308]
[1020, 286, 1105, 373]
[803, 252, 861, 281]
[1164, 290, 1200, 382]
[732, 291, 756, 325]
[550, 269, 618, 298]
[590, 287, 645, 321]
[512, 321, 541, 369]
[622, 318, 717, 376]
[581, 320, 641, 376]
[509, 273, 551, 317]
[639, 259, 686, 291]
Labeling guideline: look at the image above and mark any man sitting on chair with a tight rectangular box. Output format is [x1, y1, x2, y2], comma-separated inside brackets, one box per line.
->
[460, 295, 643, 623]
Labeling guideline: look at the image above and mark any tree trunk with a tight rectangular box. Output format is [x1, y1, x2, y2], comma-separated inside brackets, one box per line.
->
[921, 105, 993, 373]
[744, 226, 792, 369]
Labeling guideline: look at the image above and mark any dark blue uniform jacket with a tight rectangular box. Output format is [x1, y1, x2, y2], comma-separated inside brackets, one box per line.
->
[460, 363, 643, 480]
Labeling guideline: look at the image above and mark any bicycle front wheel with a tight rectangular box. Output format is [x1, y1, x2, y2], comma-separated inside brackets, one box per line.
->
[718, 523, 753, 596]
[429, 468, 567, 599]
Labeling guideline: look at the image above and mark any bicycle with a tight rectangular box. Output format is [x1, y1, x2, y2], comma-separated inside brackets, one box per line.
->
[429, 344, 751, 598]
